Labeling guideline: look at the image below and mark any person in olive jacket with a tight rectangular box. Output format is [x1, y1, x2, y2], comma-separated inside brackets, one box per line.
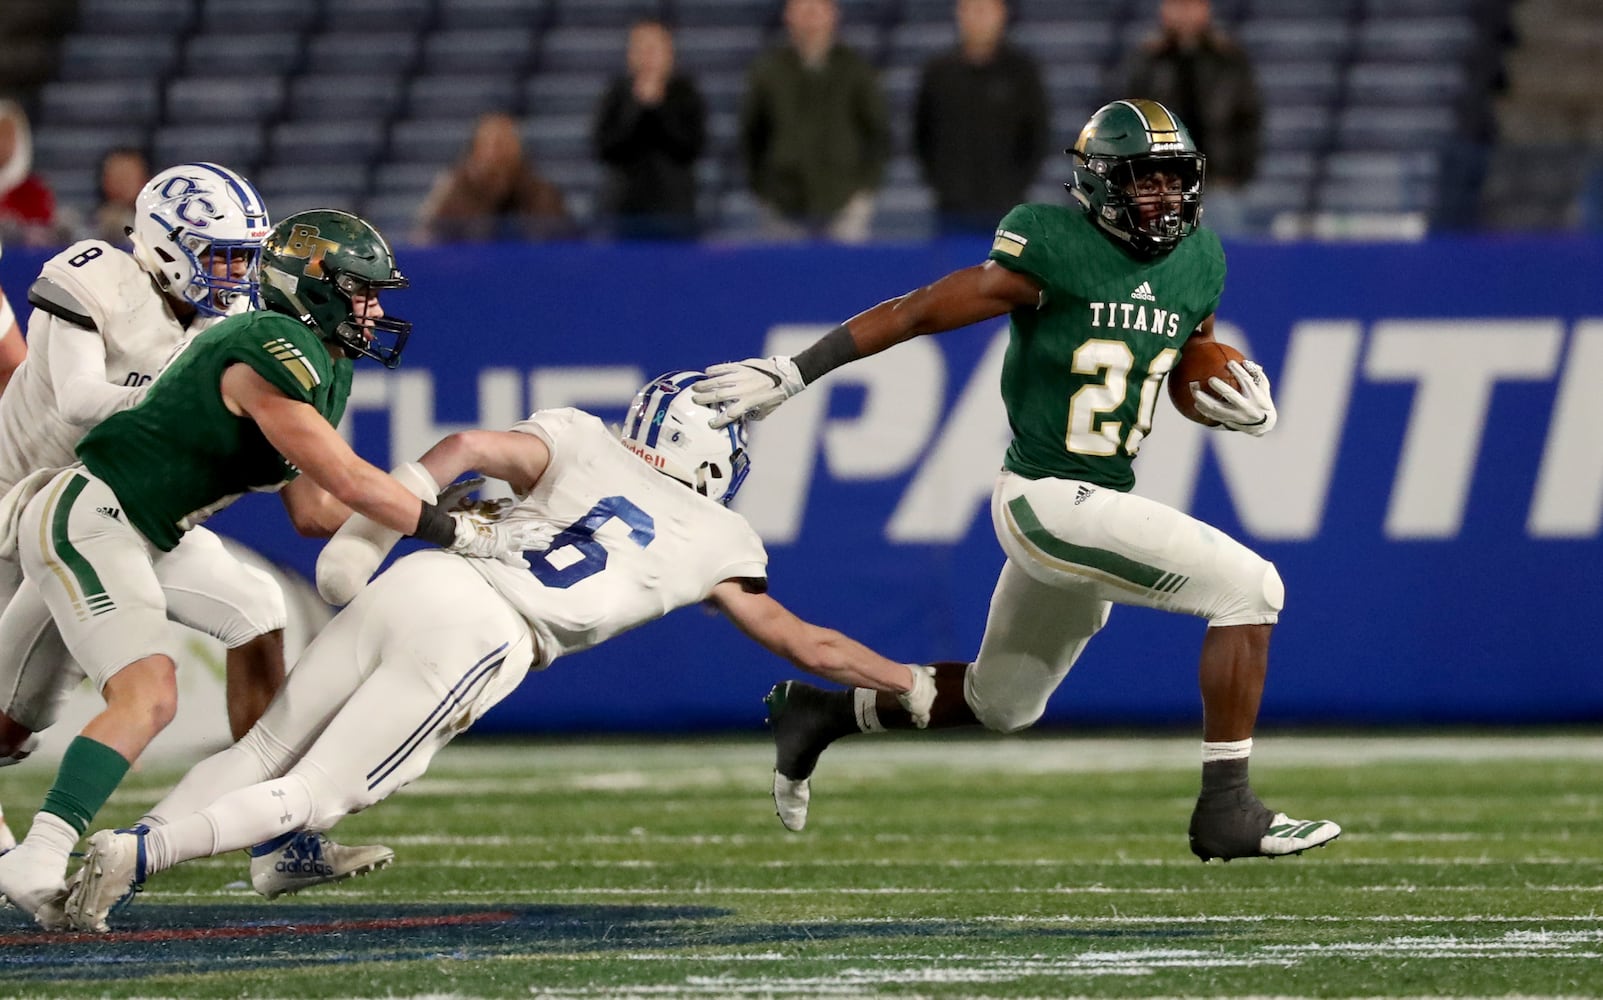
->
[738, 0, 891, 243]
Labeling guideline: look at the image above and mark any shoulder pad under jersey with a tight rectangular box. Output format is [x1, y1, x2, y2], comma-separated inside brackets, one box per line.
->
[27, 276, 96, 330]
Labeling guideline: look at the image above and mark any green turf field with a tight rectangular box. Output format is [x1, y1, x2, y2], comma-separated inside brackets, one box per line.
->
[2, 732, 1601, 998]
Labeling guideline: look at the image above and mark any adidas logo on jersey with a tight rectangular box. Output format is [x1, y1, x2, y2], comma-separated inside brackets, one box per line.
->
[95, 506, 121, 521]
[1130, 281, 1156, 301]
[1074, 485, 1094, 506]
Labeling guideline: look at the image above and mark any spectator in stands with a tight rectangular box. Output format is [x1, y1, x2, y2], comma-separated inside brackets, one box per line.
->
[414, 112, 576, 245]
[1118, 0, 1261, 235]
[914, 0, 1050, 236]
[594, 19, 708, 240]
[0, 99, 65, 248]
[85, 147, 150, 249]
[738, 0, 891, 243]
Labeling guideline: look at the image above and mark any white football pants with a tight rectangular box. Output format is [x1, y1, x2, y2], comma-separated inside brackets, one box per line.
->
[3, 468, 286, 726]
[965, 471, 1284, 733]
[143, 550, 535, 861]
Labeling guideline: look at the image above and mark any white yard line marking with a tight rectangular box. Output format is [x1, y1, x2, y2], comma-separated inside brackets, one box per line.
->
[145, 884, 1603, 899]
[180, 853, 1603, 870]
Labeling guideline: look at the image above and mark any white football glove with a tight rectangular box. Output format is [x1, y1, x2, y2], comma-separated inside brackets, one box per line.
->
[897, 664, 937, 729]
[445, 511, 556, 563]
[1191, 359, 1278, 436]
[691, 356, 806, 429]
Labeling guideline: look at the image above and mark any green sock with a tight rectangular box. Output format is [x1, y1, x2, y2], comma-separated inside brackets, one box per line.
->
[40, 736, 131, 835]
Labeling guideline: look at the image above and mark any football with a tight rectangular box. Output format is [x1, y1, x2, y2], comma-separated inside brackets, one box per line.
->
[1167, 341, 1247, 425]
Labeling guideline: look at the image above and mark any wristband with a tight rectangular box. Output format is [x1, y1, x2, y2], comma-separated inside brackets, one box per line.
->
[793, 324, 859, 384]
[411, 500, 456, 548]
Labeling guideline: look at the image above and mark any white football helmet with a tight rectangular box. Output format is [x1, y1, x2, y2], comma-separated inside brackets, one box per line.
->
[130, 162, 271, 316]
[620, 370, 751, 505]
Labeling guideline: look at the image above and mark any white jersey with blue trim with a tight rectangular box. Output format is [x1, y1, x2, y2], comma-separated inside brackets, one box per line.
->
[0, 241, 244, 493]
[466, 407, 768, 668]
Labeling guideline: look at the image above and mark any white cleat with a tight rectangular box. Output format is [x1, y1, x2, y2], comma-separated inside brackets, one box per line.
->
[1260, 813, 1342, 856]
[66, 828, 147, 933]
[250, 832, 394, 900]
[772, 771, 810, 832]
[0, 844, 70, 930]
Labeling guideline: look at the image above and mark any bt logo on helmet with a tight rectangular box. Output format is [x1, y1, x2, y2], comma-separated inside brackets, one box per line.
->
[277, 224, 341, 278]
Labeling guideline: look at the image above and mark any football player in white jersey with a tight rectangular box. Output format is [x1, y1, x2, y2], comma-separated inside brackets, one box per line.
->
[0, 164, 278, 855]
[64, 372, 936, 932]
[0, 164, 278, 854]
[0, 167, 385, 900]
[0, 258, 27, 397]
[0, 245, 28, 842]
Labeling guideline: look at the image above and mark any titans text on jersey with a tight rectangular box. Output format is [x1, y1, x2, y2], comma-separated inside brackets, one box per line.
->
[1087, 300, 1185, 338]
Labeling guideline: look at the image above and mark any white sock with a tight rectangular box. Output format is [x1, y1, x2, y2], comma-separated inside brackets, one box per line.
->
[148, 774, 314, 874]
[1201, 738, 1253, 763]
[144, 736, 282, 827]
[19, 811, 79, 870]
[852, 688, 885, 733]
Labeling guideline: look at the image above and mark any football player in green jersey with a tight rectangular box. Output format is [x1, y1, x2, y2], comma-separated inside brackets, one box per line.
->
[0, 210, 542, 927]
[694, 99, 1340, 862]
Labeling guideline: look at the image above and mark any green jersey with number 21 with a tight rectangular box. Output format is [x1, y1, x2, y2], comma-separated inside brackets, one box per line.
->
[989, 202, 1225, 491]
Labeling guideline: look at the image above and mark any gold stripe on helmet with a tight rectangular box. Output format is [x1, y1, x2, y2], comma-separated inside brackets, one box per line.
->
[1119, 99, 1182, 144]
[1073, 119, 1096, 154]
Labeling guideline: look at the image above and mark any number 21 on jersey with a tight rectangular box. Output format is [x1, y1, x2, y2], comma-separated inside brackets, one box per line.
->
[1065, 341, 1178, 457]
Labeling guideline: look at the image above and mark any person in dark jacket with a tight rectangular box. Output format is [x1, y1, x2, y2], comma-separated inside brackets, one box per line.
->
[594, 19, 707, 240]
[1119, 0, 1261, 234]
[738, 0, 892, 242]
[915, 0, 1050, 235]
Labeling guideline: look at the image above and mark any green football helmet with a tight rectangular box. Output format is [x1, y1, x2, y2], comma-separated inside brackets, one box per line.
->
[1066, 99, 1206, 257]
[259, 209, 412, 368]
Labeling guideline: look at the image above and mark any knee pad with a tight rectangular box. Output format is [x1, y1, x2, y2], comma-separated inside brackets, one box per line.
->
[975, 702, 1046, 735]
[964, 668, 1047, 735]
[1209, 559, 1285, 627]
[212, 569, 289, 648]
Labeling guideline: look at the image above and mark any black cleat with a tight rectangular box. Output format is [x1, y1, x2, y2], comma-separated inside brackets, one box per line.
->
[765, 681, 844, 782]
[1189, 785, 1342, 861]
[765, 681, 856, 832]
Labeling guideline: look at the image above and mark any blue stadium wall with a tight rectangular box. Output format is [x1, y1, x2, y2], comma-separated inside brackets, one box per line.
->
[4, 236, 1601, 732]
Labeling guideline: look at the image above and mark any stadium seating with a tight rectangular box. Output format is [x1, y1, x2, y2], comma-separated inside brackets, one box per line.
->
[16, 0, 1520, 241]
